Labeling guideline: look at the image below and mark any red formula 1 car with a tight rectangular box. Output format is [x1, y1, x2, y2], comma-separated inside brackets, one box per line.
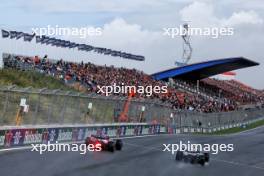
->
[85, 134, 123, 152]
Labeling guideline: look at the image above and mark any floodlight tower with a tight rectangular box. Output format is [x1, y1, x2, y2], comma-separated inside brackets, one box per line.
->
[175, 23, 193, 66]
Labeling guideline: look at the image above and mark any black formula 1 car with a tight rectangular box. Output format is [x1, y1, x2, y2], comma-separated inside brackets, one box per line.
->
[85, 134, 123, 152]
[175, 150, 210, 166]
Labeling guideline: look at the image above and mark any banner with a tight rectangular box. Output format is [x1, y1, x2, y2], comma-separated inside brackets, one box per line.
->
[0, 124, 163, 149]
[1, 29, 145, 61]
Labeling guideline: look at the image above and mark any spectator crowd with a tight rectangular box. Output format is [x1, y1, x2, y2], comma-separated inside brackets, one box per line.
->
[3, 54, 263, 113]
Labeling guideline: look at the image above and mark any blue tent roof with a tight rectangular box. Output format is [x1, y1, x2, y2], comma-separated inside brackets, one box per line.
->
[152, 57, 259, 81]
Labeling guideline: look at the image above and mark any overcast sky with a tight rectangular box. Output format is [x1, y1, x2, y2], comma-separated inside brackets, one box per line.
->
[0, 0, 263, 89]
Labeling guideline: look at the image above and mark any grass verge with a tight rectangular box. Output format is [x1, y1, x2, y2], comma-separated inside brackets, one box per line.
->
[0, 68, 73, 90]
[198, 119, 264, 135]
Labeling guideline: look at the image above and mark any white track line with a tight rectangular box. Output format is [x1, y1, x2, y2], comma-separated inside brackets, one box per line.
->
[234, 125, 264, 135]
[0, 146, 32, 152]
[123, 142, 161, 151]
[1, 134, 264, 171]
[212, 158, 264, 171]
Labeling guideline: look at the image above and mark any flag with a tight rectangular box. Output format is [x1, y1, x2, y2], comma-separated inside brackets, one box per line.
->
[214, 72, 236, 80]
[1, 29, 9, 38]
[10, 31, 17, 39]
[55, 39, 65, 47]
[63, 41, 70, 47]
[130, 55, 137, 60]
[36, 36, 43, 43]
[121, 52, 130, 58]
[40, 36, 50, 44]
[69, 42, 79, 48]
[95, 47, 104, 53]
[110, 50, 118, 56]
[222, 72, 236, 76]
[131, 55, 145, 61]
[93, 47, 100, 53]
[23, 33, 35, 42]
[85, 45, 93, 51]
[78, 44, 86, 50]
[16, 32, 24, 40]
[52, 39, 58, 46]
[104, 49, 112, 55]
[56, 40, 64, 47]
[46, 37, 56, 45]
[115, 51, 121, 57]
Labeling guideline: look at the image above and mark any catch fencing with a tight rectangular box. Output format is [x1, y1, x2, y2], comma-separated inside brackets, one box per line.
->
[169, 108, 264, 133]
[0, 85, 264, 128]
[0, 85, 172, 126]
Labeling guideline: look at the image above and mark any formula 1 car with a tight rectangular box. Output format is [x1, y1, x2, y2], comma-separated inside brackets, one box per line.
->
[175, 150, 210, 166]
[85, 134, 123, 152]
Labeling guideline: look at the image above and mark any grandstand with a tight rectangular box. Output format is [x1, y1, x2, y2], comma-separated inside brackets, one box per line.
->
[152, 58, 262, 106]
[0, 27, 263, 118]
[2, 53, 264, 114]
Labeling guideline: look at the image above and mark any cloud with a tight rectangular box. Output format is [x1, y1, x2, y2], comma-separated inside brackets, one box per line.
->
[179, 1, 219, 27]
[89, 18, 159, 49]
[223, 10, 263, 26]
[0, 0, 264, 89]
[179, 1, 263, 27]
[14, 0, 167, 13]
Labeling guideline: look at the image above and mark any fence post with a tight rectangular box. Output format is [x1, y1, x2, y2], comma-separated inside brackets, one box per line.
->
[33, 93, 40, 125]
[1, 90, 9, 125]
[59, 92, 69, 124]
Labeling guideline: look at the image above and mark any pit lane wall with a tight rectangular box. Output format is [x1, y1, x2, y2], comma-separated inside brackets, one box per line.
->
[0, 123, 165, 149]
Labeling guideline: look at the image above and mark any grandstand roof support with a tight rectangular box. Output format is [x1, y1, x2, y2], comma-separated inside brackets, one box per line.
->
[196, 80, 200, 94]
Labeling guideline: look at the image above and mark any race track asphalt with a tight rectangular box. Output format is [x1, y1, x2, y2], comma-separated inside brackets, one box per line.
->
[0, 126, 264, 176]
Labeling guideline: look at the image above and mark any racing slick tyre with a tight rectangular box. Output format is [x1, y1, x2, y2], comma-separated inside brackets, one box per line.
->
[204, 153, 210, 162]
[85, 137, 90, 146]
[199, 159, 205, 166]
[190, 157, 196, 164]
[184, 155, 190, 163]
[108, 141, 115, 152]
[175, 151, 183, 161]
[115, 139, 123, 151]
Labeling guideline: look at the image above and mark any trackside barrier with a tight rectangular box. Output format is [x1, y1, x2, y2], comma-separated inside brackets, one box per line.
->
[0, 123, 164, 149]
[1, 117, 264, 148]
[171, 116, 264, 134]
